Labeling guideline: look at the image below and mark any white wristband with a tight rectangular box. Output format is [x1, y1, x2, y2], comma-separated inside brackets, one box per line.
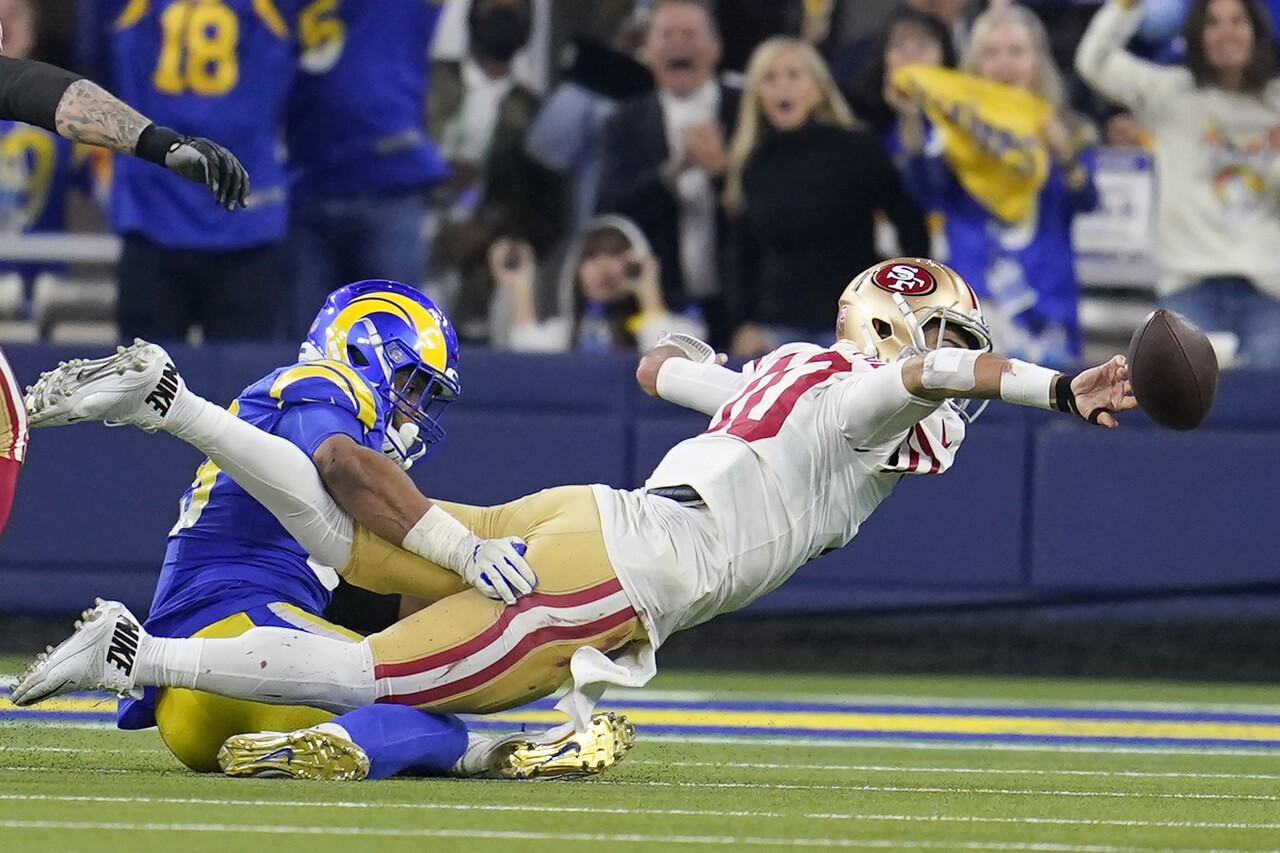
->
[921, 348, 981, 392]
[999, 359, 1057, 410]
[401, 504, 479, 575]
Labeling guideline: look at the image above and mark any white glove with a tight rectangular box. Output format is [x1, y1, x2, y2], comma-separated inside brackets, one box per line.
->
[458, 538, 537, 605]
[401, 506, 537, 604]
[654, 331, 716, 364]
[383, 422, 426, 470]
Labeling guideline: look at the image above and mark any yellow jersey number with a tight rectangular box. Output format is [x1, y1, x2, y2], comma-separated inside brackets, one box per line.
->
[153, 0, 241, 96]
[170, 401, 239, 534]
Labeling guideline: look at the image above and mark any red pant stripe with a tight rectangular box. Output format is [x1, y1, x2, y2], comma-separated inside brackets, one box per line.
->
[372, 577, 624, 679]
[376, 606, 636, 707]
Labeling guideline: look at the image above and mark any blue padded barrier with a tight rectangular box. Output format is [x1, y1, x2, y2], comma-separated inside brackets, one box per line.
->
[2, 341, 1280, 617]
[1031, 424, 1280, 589]
[415, 411, 630, 506]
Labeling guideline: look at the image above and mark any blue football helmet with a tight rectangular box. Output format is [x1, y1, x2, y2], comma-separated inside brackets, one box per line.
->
[302, 280, 460, 467]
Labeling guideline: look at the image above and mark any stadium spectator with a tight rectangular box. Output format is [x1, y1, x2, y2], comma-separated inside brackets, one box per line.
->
[598, 0, 740, 348]
[831, 0, 973, 97]
[106, 0, 312, 342]
[283, 0, 450, 340]
[431, 0, 552, 94]
[0, 0, 105, 321]
[524, 6, 653, 233]
[711, 0, 843, 72]
[428, 0, 568, 343]
[484, 214, 705, 353]
[850, 7, 958, 140]
[894, 4, 1099, 367]
[1076, 0, 1280, 368]
[725, 38, 930, 356]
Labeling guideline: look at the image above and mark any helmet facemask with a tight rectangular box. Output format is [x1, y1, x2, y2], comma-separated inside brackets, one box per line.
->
[305, 280, 462, 472]
[837, 259, 994, 422]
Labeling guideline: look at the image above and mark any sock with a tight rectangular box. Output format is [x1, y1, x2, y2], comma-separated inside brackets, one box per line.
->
[163, 388, 355, 569]
[134, 627, 376, 713]
[321, 705, 469, 779]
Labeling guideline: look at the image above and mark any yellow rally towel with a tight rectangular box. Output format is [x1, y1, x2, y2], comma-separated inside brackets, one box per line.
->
[893, 65, 1054, 224]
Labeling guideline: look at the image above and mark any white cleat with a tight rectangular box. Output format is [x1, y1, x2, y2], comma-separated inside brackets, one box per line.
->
[11, 598, 145, 706]
[460, 712, 637, 780]
[24, 338, 183, 431]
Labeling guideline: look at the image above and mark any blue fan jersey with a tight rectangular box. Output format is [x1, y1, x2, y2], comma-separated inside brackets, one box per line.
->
[0, 121, 100, 277]
[104, 0, 313, 249]
[286, 0, 448, 202]
[118, 358, 387, 729]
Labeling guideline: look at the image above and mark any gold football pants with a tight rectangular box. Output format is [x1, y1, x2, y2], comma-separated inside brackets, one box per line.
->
[344, 486, 646, 714]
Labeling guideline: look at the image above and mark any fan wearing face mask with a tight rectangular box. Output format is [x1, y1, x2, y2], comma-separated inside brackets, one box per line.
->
[428, 0, 570, 343]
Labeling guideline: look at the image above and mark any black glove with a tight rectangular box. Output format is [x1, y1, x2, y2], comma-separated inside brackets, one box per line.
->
[135, 123, 250, 210]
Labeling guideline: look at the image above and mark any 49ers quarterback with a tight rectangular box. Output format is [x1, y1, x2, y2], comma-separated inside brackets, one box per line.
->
[14, 258, 1136, 783]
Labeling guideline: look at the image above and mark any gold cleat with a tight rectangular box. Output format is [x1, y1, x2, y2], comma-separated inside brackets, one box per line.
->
[497, 711, 636, 780]
[217, 728, 371, 781]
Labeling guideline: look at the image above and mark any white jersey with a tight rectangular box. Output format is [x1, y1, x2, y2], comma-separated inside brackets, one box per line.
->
[594, 342, 964, 646]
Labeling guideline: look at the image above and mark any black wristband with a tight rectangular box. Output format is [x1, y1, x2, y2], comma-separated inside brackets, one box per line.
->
[136, 123, 182, 166]
[1054, 373, 1078, 415]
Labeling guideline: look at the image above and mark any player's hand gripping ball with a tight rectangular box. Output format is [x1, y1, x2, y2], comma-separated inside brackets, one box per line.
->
[1126, 309, 1218, 430]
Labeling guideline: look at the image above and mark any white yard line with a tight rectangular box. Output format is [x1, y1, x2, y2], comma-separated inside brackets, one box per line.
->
[0, 746, 167, 754]
[0, 794, 1278, 833]
[0, 820, 1256, 852]
[599, 779, 1280, 800]
[637, 760, 1280, 780]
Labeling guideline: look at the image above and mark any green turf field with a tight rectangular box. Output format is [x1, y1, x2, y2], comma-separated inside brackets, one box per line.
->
[4, 653, 1280, 853]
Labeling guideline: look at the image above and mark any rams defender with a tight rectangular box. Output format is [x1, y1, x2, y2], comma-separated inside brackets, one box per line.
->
[16, 259, 1135, 780]
[117, 280, 475, 771]
[31, 280, 576, 778]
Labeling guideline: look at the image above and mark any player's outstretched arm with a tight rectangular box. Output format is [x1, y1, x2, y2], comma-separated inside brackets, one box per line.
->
[637, 333, 739, 415]
[901, 350, 1137, 428]
[0, 56, 248, 209]
[313, 436, 537, 604]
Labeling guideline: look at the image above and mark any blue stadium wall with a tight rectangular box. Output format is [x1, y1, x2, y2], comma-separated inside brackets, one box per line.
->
[2, 343, 1278, 618]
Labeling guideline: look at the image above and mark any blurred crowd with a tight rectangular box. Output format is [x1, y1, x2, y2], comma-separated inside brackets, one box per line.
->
[3, 0, 1280, 368]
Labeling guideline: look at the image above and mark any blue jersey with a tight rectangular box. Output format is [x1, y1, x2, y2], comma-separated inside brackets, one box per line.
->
[286, 0, 448, 202]
[105, 0, 313, 249]
[118, 358, 386, 729]
[0, 121, 100, 277]
[897, 121, 1099, 367]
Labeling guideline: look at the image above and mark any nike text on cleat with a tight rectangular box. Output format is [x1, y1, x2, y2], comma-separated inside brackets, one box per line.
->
[498, 712, 636, 780]
[24, 339, 184, 432]
[10, 599, 144, 706]
[218, 729, 371, 781]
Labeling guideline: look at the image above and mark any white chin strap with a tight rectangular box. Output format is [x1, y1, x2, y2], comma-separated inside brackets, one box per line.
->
[383, 422, 425, 470]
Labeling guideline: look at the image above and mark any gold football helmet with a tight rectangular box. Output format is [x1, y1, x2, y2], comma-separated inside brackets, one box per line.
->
[837, 258, 992, 361]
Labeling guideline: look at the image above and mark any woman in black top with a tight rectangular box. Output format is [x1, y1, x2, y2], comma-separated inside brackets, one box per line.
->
[725, 37, 931, 357]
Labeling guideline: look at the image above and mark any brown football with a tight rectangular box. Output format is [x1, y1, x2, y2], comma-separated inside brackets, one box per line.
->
[1126, 309, 1218, 430]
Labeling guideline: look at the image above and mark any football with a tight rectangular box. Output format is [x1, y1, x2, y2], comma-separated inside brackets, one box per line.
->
[1126, 309, 1219, 430]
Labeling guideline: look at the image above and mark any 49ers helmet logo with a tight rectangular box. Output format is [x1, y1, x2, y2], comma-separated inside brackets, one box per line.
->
[872, 263, 937, 296]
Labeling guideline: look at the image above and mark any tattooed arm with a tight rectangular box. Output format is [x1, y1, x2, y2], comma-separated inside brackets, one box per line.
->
[0, 55, 249, 209]
[52, 78, 150, 154]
